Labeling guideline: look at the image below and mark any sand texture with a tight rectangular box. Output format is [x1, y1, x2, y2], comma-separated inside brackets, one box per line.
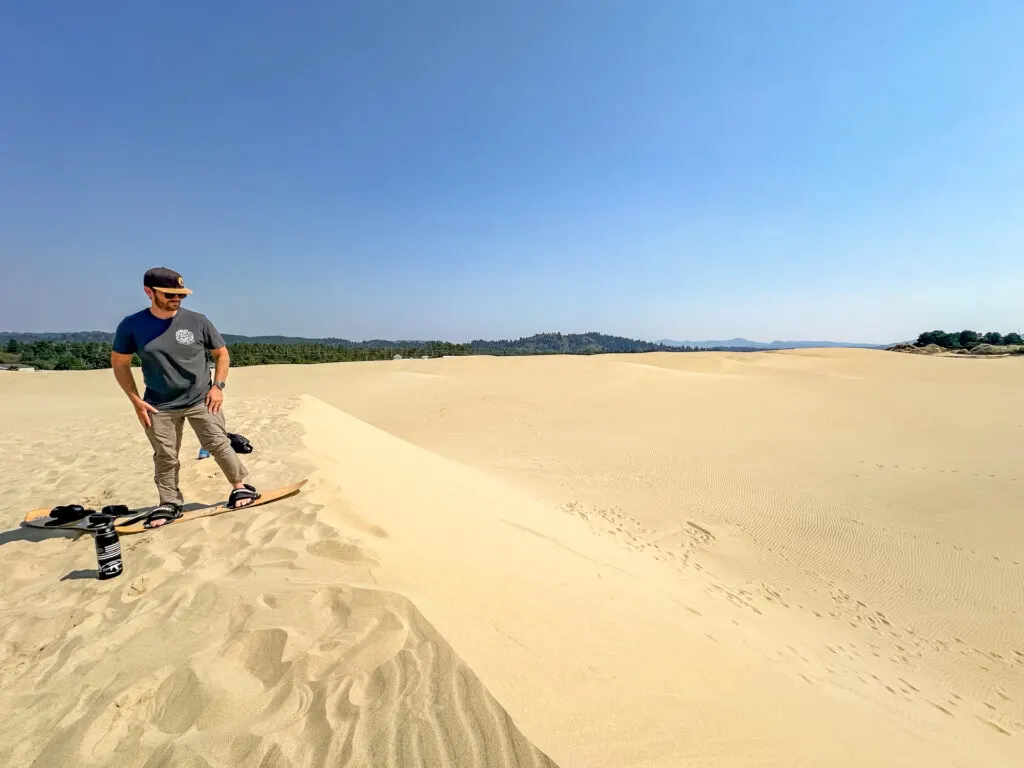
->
[1, 348, 1022, 766]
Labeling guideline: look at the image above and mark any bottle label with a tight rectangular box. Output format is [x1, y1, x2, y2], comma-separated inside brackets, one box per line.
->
[99, 559, 123, 578]
[96, 540, 121, 559]
[95, 531, 123, 579]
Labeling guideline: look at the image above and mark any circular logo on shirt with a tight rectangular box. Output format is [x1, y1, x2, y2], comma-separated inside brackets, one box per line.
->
[175, 329, 196, 345]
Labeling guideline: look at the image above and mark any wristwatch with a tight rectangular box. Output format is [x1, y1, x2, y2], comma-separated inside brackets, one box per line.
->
[213, 380, 226, 390]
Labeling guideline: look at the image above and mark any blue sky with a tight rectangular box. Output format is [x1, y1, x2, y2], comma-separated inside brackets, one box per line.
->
[2, 1, 1021, 343]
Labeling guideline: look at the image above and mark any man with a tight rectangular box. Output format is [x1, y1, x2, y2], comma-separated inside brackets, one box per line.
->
[111, 267, 259, 528]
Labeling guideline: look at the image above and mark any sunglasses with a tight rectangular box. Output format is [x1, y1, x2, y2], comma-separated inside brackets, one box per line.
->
[156, 290, 186, 299]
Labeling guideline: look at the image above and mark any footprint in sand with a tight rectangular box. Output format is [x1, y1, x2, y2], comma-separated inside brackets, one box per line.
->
[307, 539, 380, 566]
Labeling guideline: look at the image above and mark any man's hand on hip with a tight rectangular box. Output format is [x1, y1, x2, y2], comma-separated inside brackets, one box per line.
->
[206, 386, 224, 414]
[132, 397, 159, 428]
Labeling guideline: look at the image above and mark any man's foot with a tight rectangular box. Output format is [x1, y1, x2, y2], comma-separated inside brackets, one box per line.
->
[144, 503, 183, 529]
[228, 484, 261, 509]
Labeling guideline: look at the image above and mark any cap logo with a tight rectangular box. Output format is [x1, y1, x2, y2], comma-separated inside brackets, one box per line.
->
[178, 277, 184, 286]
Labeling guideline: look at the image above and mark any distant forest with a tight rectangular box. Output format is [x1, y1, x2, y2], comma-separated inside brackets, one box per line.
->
[914, 330, 1023, 350]
[0, 331, 756, 371]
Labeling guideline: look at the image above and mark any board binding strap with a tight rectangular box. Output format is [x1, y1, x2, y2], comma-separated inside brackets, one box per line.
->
[23, 504, 135, 532]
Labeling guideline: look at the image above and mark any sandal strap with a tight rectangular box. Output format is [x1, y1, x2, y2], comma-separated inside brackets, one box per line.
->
[50, 504, 88, 521]
[227, 486, 260, 508]
[144, 504, 182, 527]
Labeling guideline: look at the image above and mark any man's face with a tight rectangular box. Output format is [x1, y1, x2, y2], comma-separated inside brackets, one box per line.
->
[149, 288, 184, 311]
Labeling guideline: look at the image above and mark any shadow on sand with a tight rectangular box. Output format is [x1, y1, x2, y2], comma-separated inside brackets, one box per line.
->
[60, 569, 98, 581]
[0, 526, 82, 547]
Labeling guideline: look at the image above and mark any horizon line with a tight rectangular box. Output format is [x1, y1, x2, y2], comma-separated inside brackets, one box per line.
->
[0, 327, 901, 345]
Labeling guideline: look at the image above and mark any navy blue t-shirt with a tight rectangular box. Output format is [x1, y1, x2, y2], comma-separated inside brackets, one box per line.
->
[113, 308, 225, 409]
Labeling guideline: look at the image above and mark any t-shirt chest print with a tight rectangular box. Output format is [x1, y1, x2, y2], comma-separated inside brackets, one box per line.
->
[175, 328, 196, 345]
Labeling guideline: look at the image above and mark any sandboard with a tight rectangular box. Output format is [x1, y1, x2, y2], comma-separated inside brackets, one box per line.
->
[22, 480, 307, 536]
[115, 479, 307, 535]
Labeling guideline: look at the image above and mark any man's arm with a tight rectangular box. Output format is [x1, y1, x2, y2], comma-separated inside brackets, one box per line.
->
[111, 351, 158, 428]
[206, 346, 230, 414]
[210, 345, 230, 384]
[110, 352, 141, 399]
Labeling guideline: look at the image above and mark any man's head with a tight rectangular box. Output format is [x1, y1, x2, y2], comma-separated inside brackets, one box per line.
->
[143, 267, 192, 312]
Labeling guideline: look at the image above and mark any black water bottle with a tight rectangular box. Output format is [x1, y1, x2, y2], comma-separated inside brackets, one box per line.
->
[91, 514, 124, 580]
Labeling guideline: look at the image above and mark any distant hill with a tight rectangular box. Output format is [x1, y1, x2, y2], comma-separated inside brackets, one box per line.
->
[221, 335, 432, 348]
[0, 331, 429, 348]
[658, 337, 889, 350]
[470, 332, 675, 355]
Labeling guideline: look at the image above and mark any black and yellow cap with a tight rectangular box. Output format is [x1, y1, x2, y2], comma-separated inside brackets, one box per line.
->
[143, 267, 192, 295]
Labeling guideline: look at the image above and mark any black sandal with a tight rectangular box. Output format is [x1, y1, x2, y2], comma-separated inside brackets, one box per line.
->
[48, 504, 89, 524]
[227, 484, 261, 509]
[143, 503, 183, 529]
[36, 504, 135, 528]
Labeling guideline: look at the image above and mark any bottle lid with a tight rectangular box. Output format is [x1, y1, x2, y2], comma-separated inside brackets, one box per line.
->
[87, 513, 116, 532]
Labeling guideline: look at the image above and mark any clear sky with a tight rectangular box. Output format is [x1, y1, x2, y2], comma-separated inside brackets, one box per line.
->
[2, 1, 1021, 343]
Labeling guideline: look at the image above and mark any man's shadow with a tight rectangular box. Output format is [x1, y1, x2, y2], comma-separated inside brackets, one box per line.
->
[0, 526, 87, 581]
[0, 526, 81, 546]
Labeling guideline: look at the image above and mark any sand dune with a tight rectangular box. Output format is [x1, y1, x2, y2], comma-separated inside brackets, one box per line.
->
[0, 393, 556, 767]
[1, 349, 1022, 766]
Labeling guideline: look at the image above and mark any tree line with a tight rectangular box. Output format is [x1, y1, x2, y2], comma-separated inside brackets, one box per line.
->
[915, 330, 1023, 350]
[466, 332, 720, 355]
[3, 339, 124, 370]
[3, 332, 720, 371]
[227, 341, 472, 366]
[1, 338, 472, 370]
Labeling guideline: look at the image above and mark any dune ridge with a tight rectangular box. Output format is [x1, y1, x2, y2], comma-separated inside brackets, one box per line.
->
[290, 389, 1023, 767]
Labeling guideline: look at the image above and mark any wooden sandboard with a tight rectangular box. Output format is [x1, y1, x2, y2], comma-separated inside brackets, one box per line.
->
[23, 480, 307, 535]
[115, 479, 308, 535]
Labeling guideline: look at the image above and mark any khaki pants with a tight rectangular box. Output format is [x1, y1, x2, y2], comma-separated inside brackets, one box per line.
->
[145, 402, 248, 505]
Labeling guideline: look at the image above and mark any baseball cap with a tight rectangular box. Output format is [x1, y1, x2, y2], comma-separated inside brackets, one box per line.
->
[143, 267, 193, 295]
